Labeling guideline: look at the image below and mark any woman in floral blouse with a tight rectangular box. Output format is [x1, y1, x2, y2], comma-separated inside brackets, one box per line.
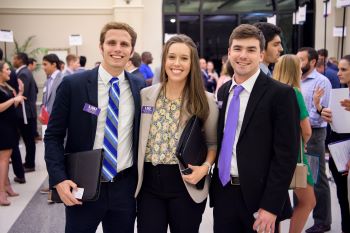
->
[135, 34, 218, 233]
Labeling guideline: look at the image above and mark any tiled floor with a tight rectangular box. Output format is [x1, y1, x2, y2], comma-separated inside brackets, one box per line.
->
[0, 141, 343, 233]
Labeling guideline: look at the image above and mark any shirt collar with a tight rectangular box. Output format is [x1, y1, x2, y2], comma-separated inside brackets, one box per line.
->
[98, 65, 125, 86]
[16, 65, 26, 74]
[229, 69, 260, 94]
[303, 68, 319, 80]
[50, 70, 60, 80]
[259, 63, 269, 75]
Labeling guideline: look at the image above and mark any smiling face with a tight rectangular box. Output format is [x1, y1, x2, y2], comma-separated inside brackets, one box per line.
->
[338, 58, 350, 86]
[99, 29, 133, 76]
[165, 42, 191, 85]
[228, 38, 263, 83]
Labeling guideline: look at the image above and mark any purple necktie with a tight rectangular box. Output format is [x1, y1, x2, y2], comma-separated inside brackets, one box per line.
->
[219, 85, 244, 186]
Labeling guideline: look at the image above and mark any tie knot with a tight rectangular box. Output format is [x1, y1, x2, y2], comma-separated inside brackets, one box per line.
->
[233, 85, 244, 96]
[109, 77, 119, 85]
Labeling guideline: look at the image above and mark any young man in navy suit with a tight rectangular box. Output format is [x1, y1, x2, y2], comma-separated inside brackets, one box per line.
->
[210, 24, 299, 233]
[45, 22, 146, 233]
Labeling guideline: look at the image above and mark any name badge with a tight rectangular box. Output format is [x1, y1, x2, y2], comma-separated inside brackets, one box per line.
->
[83, 103, 101, 116]
[216, 101, 223, 109]
[142, 106, 154, 114]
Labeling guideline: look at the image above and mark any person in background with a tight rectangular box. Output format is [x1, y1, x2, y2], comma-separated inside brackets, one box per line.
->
[318, 49, 338, 72]
[316, 51, 341, 89]
[317, 54, 350, 233]
[62, 54, 80, 77]
[12, 52, 38, 173]
[0, 48, 26, 184]
[135, 34, 218, 233]
[76, 55, 87, 73]
[0, 61, 26, 206]
[59, 60, 65, 72]
[139, 51, 154, 86]
[207, 61, 218, 93]
[273, 54, 316, 233]
[254, 22, 283, 78]
[125, 52, 145, 80]
[27, 58, 37, 72]
[215, 60, 232, 96]
[210, 24, 299, 233]
[297, 47, 332, 233]
[44, 21, 145, 233]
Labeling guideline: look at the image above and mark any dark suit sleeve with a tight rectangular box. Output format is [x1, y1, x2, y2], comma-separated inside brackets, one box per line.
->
[44, 78, 71, 187]
[260, 87, 299, 215]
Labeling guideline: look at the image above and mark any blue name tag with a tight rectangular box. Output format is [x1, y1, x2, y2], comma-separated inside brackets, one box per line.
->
[142, 106, 154, 114]
[83, 103, 101, 116]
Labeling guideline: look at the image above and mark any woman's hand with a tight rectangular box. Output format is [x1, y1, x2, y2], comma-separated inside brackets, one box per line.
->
[321, 107, 332, 123]
[13, 95, 26, 106]
[340, 98, 350, 111]
[182, 164, 208, 185]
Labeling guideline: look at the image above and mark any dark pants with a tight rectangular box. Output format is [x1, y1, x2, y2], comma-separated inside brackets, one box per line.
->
[137, 163, 206, 233]
[307, 127, 332, 225]
[212, 176, 279, 233]
[329, 157, 350, 233]
[18, 117, 36, 168]
[11, 146, 25, 179]
[65, 168, 137, 233]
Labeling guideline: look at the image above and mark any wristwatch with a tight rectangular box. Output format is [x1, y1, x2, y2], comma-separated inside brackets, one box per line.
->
[202, 162, 211, 175]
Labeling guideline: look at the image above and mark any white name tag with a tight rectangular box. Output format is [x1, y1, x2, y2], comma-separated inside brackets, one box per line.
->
[72, 187, 84, 199]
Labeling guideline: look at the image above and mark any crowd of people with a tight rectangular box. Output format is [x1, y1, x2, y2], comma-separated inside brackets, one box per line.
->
[0, 20, 349, 233]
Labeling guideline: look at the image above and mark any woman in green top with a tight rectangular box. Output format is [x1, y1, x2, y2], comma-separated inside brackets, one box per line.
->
[273, 54, 316, 233]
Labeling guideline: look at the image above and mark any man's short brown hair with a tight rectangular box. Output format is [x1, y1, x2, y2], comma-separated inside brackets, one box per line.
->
[228, 24, 265, 52]
[100, 22, 137, 49]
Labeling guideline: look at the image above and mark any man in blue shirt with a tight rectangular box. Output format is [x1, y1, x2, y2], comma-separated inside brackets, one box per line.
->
[139, 51, 154, 86]
[316, 58, 341, 89]
[297, 47, 332, 233]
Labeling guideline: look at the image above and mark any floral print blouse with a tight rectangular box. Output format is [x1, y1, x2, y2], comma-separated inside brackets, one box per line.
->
[145, 91, 181, 165]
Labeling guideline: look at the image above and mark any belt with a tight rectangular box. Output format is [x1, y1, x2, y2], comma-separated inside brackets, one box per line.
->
[101, 167, 133, 183]
[230, 176, 240, 185]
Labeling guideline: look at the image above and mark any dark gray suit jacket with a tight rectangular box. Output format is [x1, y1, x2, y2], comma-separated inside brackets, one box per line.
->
[16, 66, 38, 119]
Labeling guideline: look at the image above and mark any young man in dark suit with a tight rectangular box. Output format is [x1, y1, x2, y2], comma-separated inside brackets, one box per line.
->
[12, 52, 38, 172]
[44, 22, 146, 233]
[210, 24, 300, 233]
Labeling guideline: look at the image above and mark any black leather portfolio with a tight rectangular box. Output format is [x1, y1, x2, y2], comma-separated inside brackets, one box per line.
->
[50, 149, 104, 203]
[176, 115, 207, 189]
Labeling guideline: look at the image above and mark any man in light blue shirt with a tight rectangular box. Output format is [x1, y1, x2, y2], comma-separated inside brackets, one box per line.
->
[297, 47, 332, 233]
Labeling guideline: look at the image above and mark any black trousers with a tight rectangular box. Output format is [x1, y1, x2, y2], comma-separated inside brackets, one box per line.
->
[212, 177, 279, 233]
[65, 168, 137, 233]
[11, 146, 25, 179]
[137, 163, 206, 233]
[18, 117, 36, 168]
[329, 157, 350, 233]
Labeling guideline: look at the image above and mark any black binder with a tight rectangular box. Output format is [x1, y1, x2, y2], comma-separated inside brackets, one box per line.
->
[50, 149, 104, 203]
[176, 115, 207, 189]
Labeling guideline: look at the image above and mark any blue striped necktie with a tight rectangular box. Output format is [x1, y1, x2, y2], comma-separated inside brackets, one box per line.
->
[102, 77, 120, 181]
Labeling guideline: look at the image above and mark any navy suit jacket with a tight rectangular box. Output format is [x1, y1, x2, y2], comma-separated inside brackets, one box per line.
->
[210, 71, 300, 220]
[16, 67, 38, 119]
[44, 67, 146, 187]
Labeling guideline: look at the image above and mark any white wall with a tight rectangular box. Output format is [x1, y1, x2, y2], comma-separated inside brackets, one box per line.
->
[0, 0, 163, 99]
[314, 0, 350, 59]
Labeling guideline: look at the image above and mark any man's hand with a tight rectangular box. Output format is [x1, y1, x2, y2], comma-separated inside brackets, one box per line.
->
[313, 86, 324, 110]
[321, 107, 332, 123]
[56, 180, 82, 206]
[182, 164, 208, 185]
[253, 208, 277, 233]
[340, 99, 350, 111]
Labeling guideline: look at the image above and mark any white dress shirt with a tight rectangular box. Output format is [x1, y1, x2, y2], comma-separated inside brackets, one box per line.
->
[93, 65, 135, 172]
[224, 69, 260, 177]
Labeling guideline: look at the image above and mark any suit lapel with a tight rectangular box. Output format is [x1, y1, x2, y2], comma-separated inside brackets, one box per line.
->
[238, 73, 269, 140]
[86, 68, 99, 143]
[139, 84, 162, 164]
[46, 72, 62, 103]
[217, 80, 232, 145]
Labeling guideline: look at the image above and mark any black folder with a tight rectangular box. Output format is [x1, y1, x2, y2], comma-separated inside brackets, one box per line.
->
[176, 115, 207, 189]
[50, 149, 104, 203]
